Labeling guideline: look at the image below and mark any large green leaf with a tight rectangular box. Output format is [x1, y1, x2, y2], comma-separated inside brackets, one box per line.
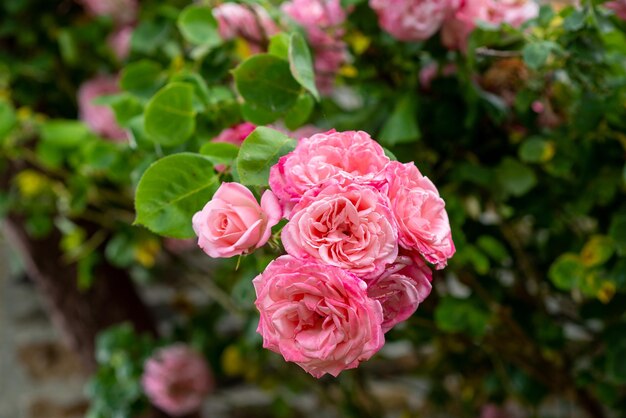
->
[233, 54, 302, 113]
[177, 5, 221, 47]
[199, 141, 240, 167]
[135, 153, 218, 238]
[120, 60, 165, 98]
[288, 32, 320, 101]
[144, 82, 196, 147]
[40, 120, 91, 148]
[496, 158, 537, 197]
[379, 94, 421, 146]
[236, 127, 297, 186]
[284, 93, 314, 130]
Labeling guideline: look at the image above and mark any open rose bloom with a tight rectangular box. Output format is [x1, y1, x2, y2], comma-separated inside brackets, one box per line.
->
[194, 129, 454, 377]
[142, 344, 213, 417]
[77, 75, 127, 141]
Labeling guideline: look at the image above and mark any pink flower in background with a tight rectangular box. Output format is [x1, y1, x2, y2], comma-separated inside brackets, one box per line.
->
[78, 0, 138, 25]
[442, 0, 539, 50]
[142, 344, 213, 417]
[213, 3, 279, 50]
[282, 0, 346, 29]
[192, 183, 282, 258]
[367, 251, 432, 332]
[606, 0, 626, 20]
[107, 25, 133, 60]
[282, 0, 348, 93]
[419, 62, 458, 89]
[385, 161, 455, 269]
[77, 75, 127, 141]
[253, 255, 384, 378]
[212, 122, 256, 146]
[282, 181, 398, 279]
[370, 0, 459, 41]
[269, 130, 390, 214]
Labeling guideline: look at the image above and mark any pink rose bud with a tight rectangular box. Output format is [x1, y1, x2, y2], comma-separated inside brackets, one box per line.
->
[77, 75, 127, 141]
[211, 122, 256, 146]
[367, 251, 432, 332]
[269, 130, 390, 215]
[78, 0, 138, 25]
[142, 344, 213, 417]
[192, 183, 282, 258]
[442, 0, 539, 51]
[213, 3, 279, 49]
[282, 181, 398, 280]
[253, 255, 385, 378]
[107, 25, 133, 61]
[370, 0, 460, 42]
[531, 100, 545, 113]
[606, 0, 626, 20]
[385, 161, 455, 269]
[210, 122, 256, 172]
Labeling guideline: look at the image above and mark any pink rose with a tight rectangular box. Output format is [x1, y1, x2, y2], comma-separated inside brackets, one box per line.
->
[370, 0, 459, 41]
[107, 26, 133, 61]
[282, 181, 398, 279]
[78, 0, 138, 25]
[211, 122, 256, 146]
[385, 161, 455, 269]
[192, 183, 282, 258]
[77, 75, 127, 141]
[269, 130, 390, 214]
[213, 3, 279, 51]
[606, 0, 626, 20]
[442, 0, 539, 51]
[253, 255, 385, 378]
[367, 251, 432, 332]
[142, 344, 213, 417]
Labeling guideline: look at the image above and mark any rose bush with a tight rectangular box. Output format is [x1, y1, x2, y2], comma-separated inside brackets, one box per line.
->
[2, 0, 626, 416]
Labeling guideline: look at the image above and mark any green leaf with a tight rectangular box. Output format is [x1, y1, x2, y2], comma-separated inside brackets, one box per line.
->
[548, 253, 585, 291]
[284, 94, 314, 130]
[241, 102, 283, 125]
[120, 60, 165, 98]
[269, 33, 290, 60]
[40, 120, 91, 148]
[563, 9, 586, 32]
[109, 94, 144, 127]
[236, 127, 296, 186]
[434, 297, 490, 338]
[135, 153, 218, 238]
[288, 32, 320, 101]
[609, 214, 626, 256]
[379, 94, 420, 146]
[383, 147, 397, 161]
[144, 82, 196, 147]
[233, 54, 302, 113]
[580, 235, 615, 267]
[199, 141, 240, 166]
[477, 236, 509, 263]
[522, 41, 558, 70]
[519, 137, 555, 163]
[0, 100, 17, 141]
[177, 5, 221, 47]
[496, 158, 537, 197]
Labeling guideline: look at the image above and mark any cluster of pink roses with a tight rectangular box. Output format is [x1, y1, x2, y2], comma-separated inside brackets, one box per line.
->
[193, 130, 455, 377]
[282, 0, 349, 93]
[370, 0, 539, 51]
[142, 344, 213, 416]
